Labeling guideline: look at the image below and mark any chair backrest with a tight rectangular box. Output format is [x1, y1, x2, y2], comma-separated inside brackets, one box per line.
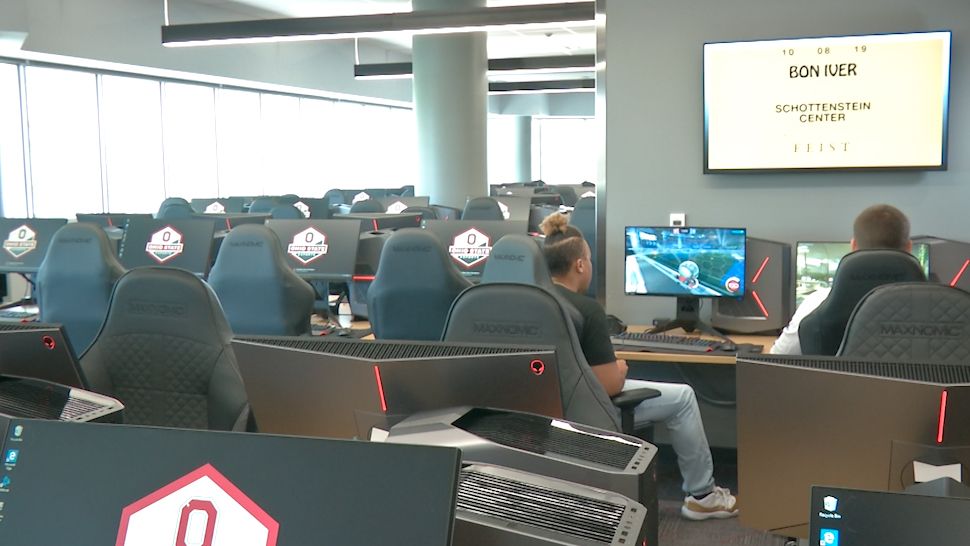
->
[80, 267, 250, 430]
[799, 249, 927, 355]
[480, 234, 554, 289]
[269, 204, 305, 219]
[36, 223, 127, 354]
[207, 224, 315, 336]
[570, 197, 597, 297]
[156, 202, 195, 219]
[350, 199, 386, 213]
[441, 283, 621, 431]
[367, 229, 472, 340]
[248, 196, 279, 214]
[402, 206, 438, 220]
[552, 185, 579, 207]
[278, 194, 300, 205]
[462, 197, 505, 221]
[839, 282, 970, 363]
[157, 197, 189, 212]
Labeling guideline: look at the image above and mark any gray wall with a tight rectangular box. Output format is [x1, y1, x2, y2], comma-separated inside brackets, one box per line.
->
[604, 0, 970, 324]
[2, 0, 413, 102]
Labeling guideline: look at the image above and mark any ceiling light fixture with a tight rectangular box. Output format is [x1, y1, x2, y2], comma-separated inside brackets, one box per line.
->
[354, 54, 595, 80]
[488, 78, 595, 94]
[161, 2, 595, 47]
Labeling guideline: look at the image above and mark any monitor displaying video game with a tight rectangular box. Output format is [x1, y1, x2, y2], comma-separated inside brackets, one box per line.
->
[624, 226, 746, 298]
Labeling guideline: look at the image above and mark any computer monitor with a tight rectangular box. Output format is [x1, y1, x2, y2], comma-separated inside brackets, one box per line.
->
[378, 196, 430, 214]
[289, 198, 333, 219]
[0, 322, 85, 388]
[231, 336, 561, 440]
[75, 213, 153, 229]
[189, 197, 246, 214]
[335, 212, 424, 232]
[913, 235, 970, 291]
[809, 485, 970, 546]
[737, 353, 970, 539]
[118, 218, 217, 277]
[0, 418, 461, 545]
[491, 195, 532, 222]
[422, 220, 531, 279]
[624, 226, 746, 335]
[264, 219, 361, 281]
[795, 241, 931, 306]
[0, 218, 68, 273]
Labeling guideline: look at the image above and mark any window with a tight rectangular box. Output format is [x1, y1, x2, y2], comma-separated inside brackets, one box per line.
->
[536, 117, 596, 185]
[161, 82, 218, 199]
[0, 64, 27, 217]
[215, 88, 262, 198]
[23, 66, 103, 218]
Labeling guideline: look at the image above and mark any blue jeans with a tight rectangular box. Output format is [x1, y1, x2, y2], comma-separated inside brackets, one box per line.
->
[623, 379, 715, 497]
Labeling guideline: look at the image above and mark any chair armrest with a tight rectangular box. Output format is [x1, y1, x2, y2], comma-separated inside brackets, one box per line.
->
[611, 387, 661, 410]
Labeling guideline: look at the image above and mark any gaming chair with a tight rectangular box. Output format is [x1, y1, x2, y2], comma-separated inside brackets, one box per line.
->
[349, 199, 386, 213]
[799, 249, 927, 355]
[462, 197, 505, 221]
[839, 282, 970, 363]
[35, 223, 127, 354]
[80, 267, 251, 430]
[367, 229, 472, 340]
[208, 224, 315, 336]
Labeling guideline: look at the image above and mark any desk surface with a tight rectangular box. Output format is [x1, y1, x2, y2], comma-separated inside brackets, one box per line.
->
[615, 327, 776, 365]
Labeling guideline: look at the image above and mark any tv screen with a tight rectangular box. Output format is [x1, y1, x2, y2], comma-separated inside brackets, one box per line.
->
[624, 227, 746, 297]
[704, 31, 951, 172]
[795, 241, 930, 306]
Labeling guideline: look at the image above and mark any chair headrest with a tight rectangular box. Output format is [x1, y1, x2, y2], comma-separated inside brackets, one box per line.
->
[269, 205, 305, 219]
[350, 199, 386, 213]
[462, 197, 504, 221]
[481, 234, 554, 289]
[157, 202, 195, 219]
[830, 249, 926, 295]
[41, 223, 120, 269]
[99, 267, 232, 344]
[839, 282, 970, 362]
[211, 224, 287, 271]
[375, 229, 465, 283]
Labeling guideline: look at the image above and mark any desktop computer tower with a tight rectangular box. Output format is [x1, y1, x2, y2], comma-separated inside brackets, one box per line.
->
[913, 235, 970, 291]
[385, 407, 659, 546]
[711, 237, 793, 334]
[454, 463, 647, 546]
[736, 354, 970, 539]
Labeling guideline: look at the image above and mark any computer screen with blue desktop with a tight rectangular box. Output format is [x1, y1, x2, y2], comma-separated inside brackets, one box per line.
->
[795, 241, 930, 306]
[624, 226, 746, 336]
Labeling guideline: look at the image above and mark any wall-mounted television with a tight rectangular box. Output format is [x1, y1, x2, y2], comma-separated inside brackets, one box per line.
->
[704, 31, 951, 172]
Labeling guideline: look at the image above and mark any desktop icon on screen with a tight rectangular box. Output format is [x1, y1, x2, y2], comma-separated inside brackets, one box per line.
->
[823, 496, 838, 512]
[820, 528, 840, 546]
[12, 425, 23, 439]
[3, 449, 18, 465]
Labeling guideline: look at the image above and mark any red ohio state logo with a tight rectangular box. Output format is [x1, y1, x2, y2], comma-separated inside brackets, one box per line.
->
[116, 464, 279, 546]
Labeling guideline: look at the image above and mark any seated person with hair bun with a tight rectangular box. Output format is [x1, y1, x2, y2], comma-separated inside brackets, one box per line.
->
[539, 213, 738, 521]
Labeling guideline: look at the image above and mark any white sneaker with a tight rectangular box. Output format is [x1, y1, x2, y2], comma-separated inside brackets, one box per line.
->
[681, 486, 739, 521]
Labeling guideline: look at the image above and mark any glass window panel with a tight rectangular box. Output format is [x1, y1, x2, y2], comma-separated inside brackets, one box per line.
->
[101, 75, 165, 213]
[295, 97, 334, 197]
[259, 93, 302, 196]
[23, 66, 102, 219]
[161, 82, 217, 200]
[537, 117, 597, 185]
[215, 88, 261, 198]
[487, 116, 518, 185]
[0, 64, 27, 217]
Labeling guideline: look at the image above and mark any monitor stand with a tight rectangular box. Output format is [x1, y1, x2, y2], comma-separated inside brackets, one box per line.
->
[650, 296, 726, 340]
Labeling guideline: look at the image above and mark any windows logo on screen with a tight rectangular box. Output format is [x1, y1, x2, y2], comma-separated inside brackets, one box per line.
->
[819, 528, 840, 546]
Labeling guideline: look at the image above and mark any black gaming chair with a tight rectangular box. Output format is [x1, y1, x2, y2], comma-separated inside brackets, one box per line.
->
[156, 201, 195, 219]
[367, 229, 472, 340]
[80, 267, 251, 430]
[278, 194, 300, 205]
[551, 185, 579, 207]
[269, 204, 305, 219]
[570, 197, 598, 297]
[248, 197, 279, 214]
[350, 199, 386, 213]
[480, 234, 551, 287]
[35, 223, 127, 354]
[839, 283, 970, 363]
[462, 197, 505, 221]
[442, 283, 657, 433]
[207, 224, 315, 336]
[799, 249, 927, 356]
[157, 197, 189, 215]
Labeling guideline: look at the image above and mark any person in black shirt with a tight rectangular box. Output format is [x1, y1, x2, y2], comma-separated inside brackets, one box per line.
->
[540, 213, 738, 521]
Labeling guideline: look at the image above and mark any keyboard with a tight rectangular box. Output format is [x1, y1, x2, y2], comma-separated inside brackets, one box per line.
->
[0, 309, 37, 321]
[610, 332, 723, 353]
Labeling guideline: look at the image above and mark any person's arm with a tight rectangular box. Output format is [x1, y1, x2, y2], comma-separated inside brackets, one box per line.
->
[770, 288, 830, 355]
[591, 359, 628, 396]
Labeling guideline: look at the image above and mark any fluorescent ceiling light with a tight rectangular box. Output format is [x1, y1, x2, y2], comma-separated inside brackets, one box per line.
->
[488, 78, 594, 94]
[354, 54, 595, 80]
[162, 3, 595, 47]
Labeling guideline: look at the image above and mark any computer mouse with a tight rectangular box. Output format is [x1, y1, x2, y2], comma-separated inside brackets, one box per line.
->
[718, 341, 738, 352]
